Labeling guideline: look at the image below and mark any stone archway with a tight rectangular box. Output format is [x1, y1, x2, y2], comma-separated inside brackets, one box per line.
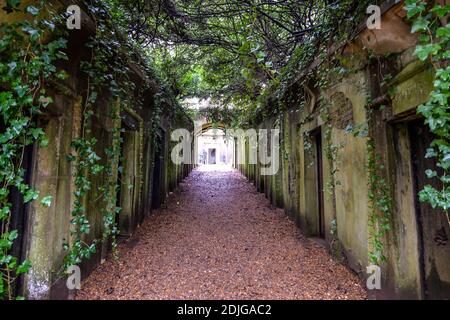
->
[195, 122, 234, 166]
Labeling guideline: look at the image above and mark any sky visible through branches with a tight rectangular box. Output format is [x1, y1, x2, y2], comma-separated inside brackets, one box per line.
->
[104, 0, 375, 123]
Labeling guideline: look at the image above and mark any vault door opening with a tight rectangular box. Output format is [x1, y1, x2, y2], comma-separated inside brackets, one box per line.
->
[313, 129, 325, 238]
[152, 129, 165, 209]
[208, 148, 217, 164]
[0, 118, 35, 296]
[408, 119, 450, 299]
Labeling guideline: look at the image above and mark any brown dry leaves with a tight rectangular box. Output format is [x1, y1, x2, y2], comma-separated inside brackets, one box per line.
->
[75, 166, 367, 300]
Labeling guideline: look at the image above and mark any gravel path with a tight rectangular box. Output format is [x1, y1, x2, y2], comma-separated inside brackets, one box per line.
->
[75, 165, 366, 300]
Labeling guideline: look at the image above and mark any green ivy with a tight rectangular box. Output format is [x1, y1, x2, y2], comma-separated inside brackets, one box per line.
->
[366, 138, 392, 265]
[62, 0, 163, 269]
[0, 0, 172, 288]
[62, 1, 125, 269]
[0, 1, 66, 299]
[63, 135, 103, 269]
[344, 113, 391, 265]
[405, 1, 450, 224]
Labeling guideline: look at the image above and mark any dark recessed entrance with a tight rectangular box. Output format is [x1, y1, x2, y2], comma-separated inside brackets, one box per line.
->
[408, 118, 450, 299]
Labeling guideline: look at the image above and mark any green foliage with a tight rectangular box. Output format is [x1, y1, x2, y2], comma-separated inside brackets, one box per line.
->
[405, 1, 450, 223]
[0, 1, 66, 299]
[322, 114, 345, 195]
[343, 118, 391, 265]
[2, 0, 445, 298]
[104, 1, 376, 126]
[62, 0, 143, 270]
[366, 139, 392, 265]
[62, 0, 176, 270]
[40, 195, 53, 208]
[63, 135, 103, 269]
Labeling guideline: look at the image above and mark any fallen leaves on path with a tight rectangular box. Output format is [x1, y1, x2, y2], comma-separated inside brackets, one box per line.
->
[75, 165, 367, 300]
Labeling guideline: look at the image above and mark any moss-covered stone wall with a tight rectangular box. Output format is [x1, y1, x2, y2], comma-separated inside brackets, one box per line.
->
[236, 2, 449, 300]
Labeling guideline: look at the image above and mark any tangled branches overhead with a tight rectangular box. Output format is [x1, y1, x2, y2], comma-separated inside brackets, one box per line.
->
[114, 0, 353, 62]
[106, 0, 372, 107]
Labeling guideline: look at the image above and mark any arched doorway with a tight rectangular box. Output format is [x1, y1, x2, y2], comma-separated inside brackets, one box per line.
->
[195, 122, 234, 167]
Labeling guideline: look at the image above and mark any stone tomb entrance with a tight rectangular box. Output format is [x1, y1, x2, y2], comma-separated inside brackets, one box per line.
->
[408, 119, 450, 299]
[208, 148, 217, 165]
[304, 127, 325, 238]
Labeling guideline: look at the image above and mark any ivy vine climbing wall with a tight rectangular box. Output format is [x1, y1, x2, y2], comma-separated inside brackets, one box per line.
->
[0, 2, 66, 299]
[405, 1, 449, 224]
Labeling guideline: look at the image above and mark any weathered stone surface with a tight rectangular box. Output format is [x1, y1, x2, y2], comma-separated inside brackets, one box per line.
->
[392, 66, 434, 116]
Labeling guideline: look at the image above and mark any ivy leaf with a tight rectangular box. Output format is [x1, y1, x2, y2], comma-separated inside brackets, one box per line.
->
[440, 175, 450, 184]
[419, 185, 440, 208]
[43, 19, 55, 31]
[436, 25, 450, 39]
[425, 169, 437, 179]
[7, 61, 17, 75]
[26, 5, 40, 16]
[0, 207, 10, 220]
[8, 230, 18, 242]
[39, 96, 53, 107]
[14, 85, 28, 98]
[0, 277, 5, 295]
[430, 5, 450, 17]
[29, 128, 45, 140]
[425, 147, 438, 159]
[21, 25, 40, 41]
[404, 0, 427, 19]
[411, 17, 429, 33]
[24, 189, 39, 203]
[57, 70, 69, 80]
[16, 260, 32, 275]
[90, 164, 104, 174]
[8, 257, 17, 269]
[443, 153, 450, 163]
[89, 91, 98, 103]
[40, 195, 53, 207]
[80, 224, 90, 234]
[414, 43, 441, 61]
[40, 136, 49, 148]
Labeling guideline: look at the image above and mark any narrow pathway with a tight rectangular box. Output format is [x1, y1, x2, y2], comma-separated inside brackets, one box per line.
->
[76, 165, 366, 300]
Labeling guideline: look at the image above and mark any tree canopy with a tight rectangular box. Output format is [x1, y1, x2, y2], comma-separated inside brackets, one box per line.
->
[103, 0, 375, 121]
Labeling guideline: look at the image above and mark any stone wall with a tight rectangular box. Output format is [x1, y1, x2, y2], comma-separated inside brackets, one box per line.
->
[236, 1, 450, 300]
[0, 0, 194, 299]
